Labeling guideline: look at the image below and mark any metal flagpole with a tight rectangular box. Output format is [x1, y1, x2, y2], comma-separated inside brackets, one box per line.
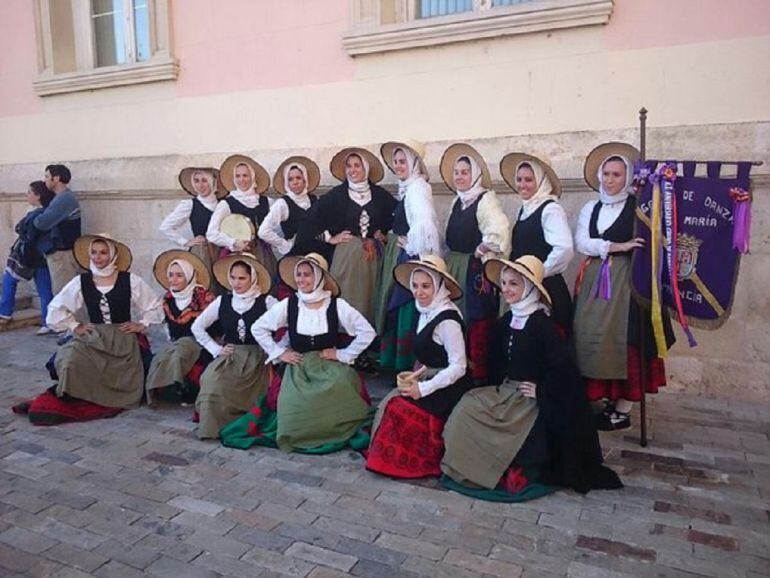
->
[638, 107, 649, 448]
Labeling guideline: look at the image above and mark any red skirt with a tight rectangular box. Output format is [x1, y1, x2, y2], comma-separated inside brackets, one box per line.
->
[17, 389, 123, 426]
[366, 396, 445, 479]
[585, 345, 667, 402]
[467, 318, 493, 382]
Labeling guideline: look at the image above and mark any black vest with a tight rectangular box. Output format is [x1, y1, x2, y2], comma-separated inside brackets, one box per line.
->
[81, 271, 132, 324]
[164, 296, 193, 340]
[287, 295, 340, 353]
[190, 197, 214, 237]
[392, 199, 409, 236]
[589, 196, 636, 249]
[225, 195, 269, 228]
[446, 194, 485, 253]
[280, 195, 317, 240]
[510, 200, 554, 261]
[218, 294, 267, 345]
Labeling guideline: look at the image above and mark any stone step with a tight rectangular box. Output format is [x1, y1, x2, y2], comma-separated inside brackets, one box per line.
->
[0, 308, 41, 332]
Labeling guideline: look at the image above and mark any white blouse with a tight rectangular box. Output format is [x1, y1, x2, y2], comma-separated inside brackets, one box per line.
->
[206, 193, 273, 251]
[575, 199, 626, 260]
[515, 202, 574, 277]
[402, 178, 441, 256]
[46, 273, 164, 332]
[252, 297, 375, 365]
[257, 193, 311, 256]
[159, 197, 218, 247]
[416, 310, 468, 398]
[191, 294, 279, 357]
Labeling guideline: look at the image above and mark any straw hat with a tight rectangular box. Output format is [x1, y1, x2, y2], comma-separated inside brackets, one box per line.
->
[213, 253, 271, 295]
[219, 154, 271, 195]
[153, 249, 211, 291]
[394, 255, 463, 301]
[380, 141, 428, 179]
[178, 167, 227, 199]
[273, 156, 321, 195]
[583, 142, 640, 192]
[499, 153, 562, 198]
[329, 147, 384, 184]
[440, 143, 493, 191]
[484, 255, 552, 307]
[278, 252, 341, 298]
[73, 233, 132, 272]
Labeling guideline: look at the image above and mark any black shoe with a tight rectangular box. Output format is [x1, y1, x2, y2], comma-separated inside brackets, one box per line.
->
[596, 407, 631, 431]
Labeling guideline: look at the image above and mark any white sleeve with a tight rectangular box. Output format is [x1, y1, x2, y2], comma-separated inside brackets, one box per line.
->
[404, 180, 441, 256]
[191, 297, 223, 357]
[417, 319, 467, 398]
[129, 274, 165, 328]
[575, 201, 610, 259]
[251, 298, 290, 364]
[540, 203, 575, 276]
[335, 299, 376, 364]
[46, 276, 83, 332]
[205, 200, 237, 251]
[257, 198, 293, 256]
[159, 200, 193, 247]
[477, 191, 512, 260]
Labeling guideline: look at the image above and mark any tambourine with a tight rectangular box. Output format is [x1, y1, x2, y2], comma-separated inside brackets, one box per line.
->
[220, 214, 255, 241]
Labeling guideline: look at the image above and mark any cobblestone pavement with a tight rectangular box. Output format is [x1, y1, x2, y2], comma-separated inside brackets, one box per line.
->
[0, 326, 768, 577]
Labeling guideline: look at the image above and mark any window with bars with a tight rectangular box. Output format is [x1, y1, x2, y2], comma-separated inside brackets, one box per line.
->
[92, 0, 150, 67]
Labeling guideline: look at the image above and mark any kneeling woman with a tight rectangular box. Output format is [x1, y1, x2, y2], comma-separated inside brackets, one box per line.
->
[191, 254, 277, 439]
[145, 250, 216, 405]
[441, 256, 622, 502]
[14, 234, 163, 425]
[366, 256, 472, 479]
[221, 253, 376, 453]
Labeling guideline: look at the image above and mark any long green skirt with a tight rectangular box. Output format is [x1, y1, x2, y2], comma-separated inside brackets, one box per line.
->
[145, 336, 202, 405]
[220, 352, 373, 453]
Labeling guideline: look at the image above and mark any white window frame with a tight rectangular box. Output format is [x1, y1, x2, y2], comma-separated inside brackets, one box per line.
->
[343, 0, 614, 56]
[33, 0, 177, 96]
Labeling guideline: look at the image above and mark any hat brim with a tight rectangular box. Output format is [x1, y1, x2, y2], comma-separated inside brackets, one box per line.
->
[484, 258, 552, 307]
[584, 142, 640, 192]
[219, 154, 271, 195]
[213, 253, 272, 295]
[73, 234, 132, 272]
[393, 260, 463, 301]
[329, 147, 384, 184]
[178, 167, 227, 199]
[500, 153, 562, 198]
[153, 249, 211, 290]
[273, 156, 321, 195]
[380, 141, 428, 179]
[440, 143, 493, 191]
[278, 255, 341, 298]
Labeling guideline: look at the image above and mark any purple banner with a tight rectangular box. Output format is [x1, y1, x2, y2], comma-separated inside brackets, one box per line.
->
[631, 161, 752, 329]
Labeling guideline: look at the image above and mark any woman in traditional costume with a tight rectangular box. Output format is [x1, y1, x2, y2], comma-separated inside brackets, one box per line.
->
[13, 234, 163, 425]
[159, 167, 224, 272]
[441, 256, 623, 501]
[573, 143, 674, 431]
[295, 147, 396, 327]
[206, 155, 277, 278]
[440, 144, 511, 383]
[366, 255, 472, 479]
[375, 141, 441, 372]
[191, 253, 276, 439]
[220, 252, 376, 453]
[145, 250, 217, 405]
[501, 153, 574, 337]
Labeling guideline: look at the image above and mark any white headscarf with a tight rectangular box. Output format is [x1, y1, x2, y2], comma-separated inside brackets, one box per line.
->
[168, 258, 201, 310]
[89, 238, 118, 278]
[192, 170, 219, 211]
[346, 152, 372, 199]
[294, 260, 332, 305]
[502, 266, 548, 330]
[597, 155, 634, 206]
[394, 147, 427, 201]
[284, 163, 309, 197]
[517, 161, 559, 219]
[455, 155, 487, 208]
[230, 260, 262, 313]
[230, 162, 260, 209]
[410, 267, 460, 331]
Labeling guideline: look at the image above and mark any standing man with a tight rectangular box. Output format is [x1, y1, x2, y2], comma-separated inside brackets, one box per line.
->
[35, 164, 82, 295]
